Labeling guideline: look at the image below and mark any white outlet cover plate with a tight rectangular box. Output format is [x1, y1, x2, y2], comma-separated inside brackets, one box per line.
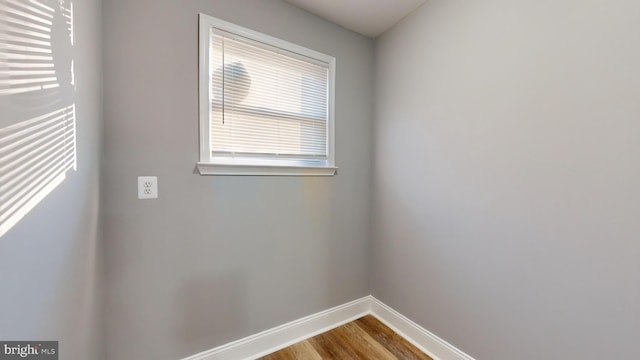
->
[138, 176, 158, 199]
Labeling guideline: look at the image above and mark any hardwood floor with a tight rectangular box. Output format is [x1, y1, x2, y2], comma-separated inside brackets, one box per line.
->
[258, 315, 433, 360]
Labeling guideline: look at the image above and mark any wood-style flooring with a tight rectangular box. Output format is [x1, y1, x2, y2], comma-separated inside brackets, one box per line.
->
[258, 315, 433, 360]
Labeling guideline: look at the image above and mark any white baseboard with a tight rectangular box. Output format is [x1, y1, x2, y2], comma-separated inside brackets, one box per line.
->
[181, 297, 370, 360]
[370, 297, 475, 360]
[181, 296, 476, 360]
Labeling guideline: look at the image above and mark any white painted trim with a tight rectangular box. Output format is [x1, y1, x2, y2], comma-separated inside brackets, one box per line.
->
[198, 13, 212, 163]
[370, 297, 476, 360]
[180, 296, 476, 360]
[199, 14, 335, 64]
[181, 297, 370, 360]
[197, 162, 337, 176]
[197, 13, 337, 177]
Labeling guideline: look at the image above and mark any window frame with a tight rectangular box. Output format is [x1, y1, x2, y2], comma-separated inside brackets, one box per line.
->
[197, 13, 337, 176]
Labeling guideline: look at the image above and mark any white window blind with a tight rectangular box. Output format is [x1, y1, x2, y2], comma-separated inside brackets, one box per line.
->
[209, 29, 329, 160]
[198, 14, 336, 176]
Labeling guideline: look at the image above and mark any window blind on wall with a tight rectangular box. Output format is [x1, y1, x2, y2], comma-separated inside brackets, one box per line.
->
[209, 29, 329, 160]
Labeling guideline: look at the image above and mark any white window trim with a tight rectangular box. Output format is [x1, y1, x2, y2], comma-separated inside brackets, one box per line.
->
[197, 13, 337, 176]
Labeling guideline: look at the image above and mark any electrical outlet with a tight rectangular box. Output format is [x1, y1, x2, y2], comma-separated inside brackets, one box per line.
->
[138, 176, 158, 199]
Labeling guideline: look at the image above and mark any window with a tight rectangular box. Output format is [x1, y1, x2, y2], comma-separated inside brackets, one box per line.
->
[197, 14, 337, 176]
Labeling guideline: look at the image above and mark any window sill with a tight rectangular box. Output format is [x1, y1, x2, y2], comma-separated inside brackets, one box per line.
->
[197, 162, 338, 176]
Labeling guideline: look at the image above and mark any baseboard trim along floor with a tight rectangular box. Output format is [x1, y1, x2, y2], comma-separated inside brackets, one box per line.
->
[181, 295, 476, 360]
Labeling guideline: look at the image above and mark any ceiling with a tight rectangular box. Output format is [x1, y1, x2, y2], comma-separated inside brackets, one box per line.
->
[284, 0, 427, 38]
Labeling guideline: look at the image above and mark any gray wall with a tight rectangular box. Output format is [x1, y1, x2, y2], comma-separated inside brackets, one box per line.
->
[102, 1, 373, 359]
[0, 0, 105, 359]
[372, 0, 640, 359]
